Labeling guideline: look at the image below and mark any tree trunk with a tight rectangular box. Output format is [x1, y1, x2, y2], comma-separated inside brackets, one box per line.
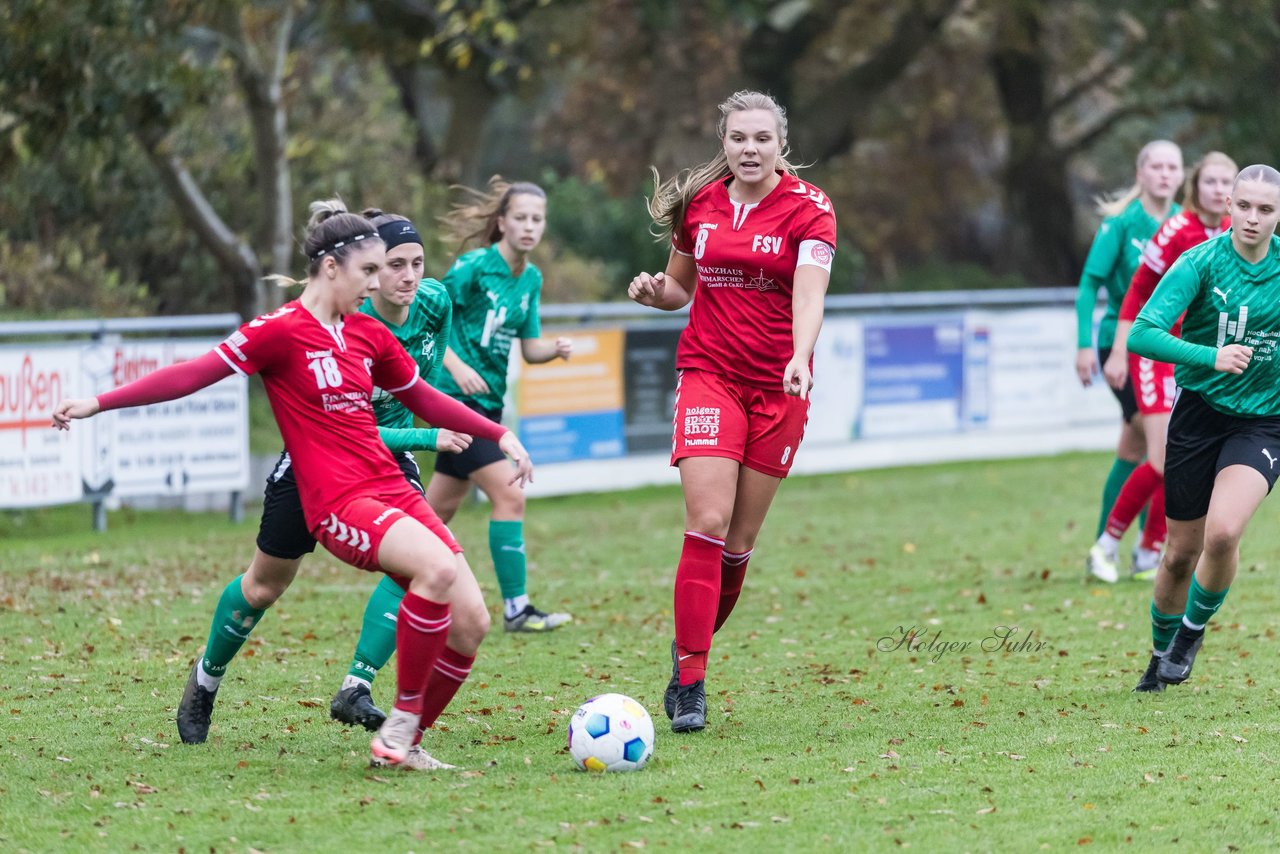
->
[234, 4, 294, 310]
[385, 59, 443, 177]
[440, 68, 501, 186]
[135, 128, 264, 320]
[788, 0, 962, 161]
[990, 0, 1079, 284]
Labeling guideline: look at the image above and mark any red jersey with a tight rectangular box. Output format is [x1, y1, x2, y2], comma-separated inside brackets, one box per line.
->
[1120, 211, 1229, 332]
[674, 172, 837, 388]
[215, 301, 421, 530]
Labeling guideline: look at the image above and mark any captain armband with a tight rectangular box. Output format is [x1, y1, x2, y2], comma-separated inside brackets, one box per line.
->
[797, 240, 835, 273]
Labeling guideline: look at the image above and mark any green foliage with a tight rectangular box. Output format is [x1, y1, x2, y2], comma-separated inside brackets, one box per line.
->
[4, 453, 1280, 849]
[0, 229, 151, 318]
[889, 261, 1029, 292]
[541, 173, 665, 298]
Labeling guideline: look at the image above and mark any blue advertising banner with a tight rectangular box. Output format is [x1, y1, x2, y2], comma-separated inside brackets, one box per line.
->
[859, 316, 965, 437]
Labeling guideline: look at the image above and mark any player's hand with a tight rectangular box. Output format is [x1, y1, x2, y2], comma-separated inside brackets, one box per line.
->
[1102, 348, 1128, 390]
[554, 336, 573, 361]
[783, 357, 813, 400]
[628, 272, 667, 307]
[449, 362, 489, 396]
[435, 430, 472, 454]
[498, 431, 534, 487]
[1215, 344, 1253, 374]
[51, 397, 100, 430]
[1075, 348, 1097, 387]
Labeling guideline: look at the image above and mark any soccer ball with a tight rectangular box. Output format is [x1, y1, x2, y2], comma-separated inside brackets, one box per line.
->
[567, 693, 654, 772]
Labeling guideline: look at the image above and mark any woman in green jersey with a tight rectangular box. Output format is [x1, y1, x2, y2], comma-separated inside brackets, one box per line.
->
[1127, 164, 1280, 691]
[177, 208, 488, 772]
[1076, 140, 1183, 582]
[426, 178, 574, 633]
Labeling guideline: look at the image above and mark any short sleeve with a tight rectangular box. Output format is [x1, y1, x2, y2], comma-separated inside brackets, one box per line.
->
[441, 254, 474, 311]
[215, 306, 296, 376]
[796, 182, 837, 249]
[367, 321, 421, 394]
[1080, 218, 1122, 281]
[673, 200, 698, 256]
[517, 271, 542, 339]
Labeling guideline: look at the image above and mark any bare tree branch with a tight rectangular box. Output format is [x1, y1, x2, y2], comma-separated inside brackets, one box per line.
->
[792, 0, 963, 160]
[134, 126, 262, 318]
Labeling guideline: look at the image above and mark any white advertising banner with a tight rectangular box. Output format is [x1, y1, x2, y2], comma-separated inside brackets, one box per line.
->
[88, 340, 250, 497]
[807, 316, 863, 445]
[964, 308, 1117, 432]
[0, 346, 83, 507]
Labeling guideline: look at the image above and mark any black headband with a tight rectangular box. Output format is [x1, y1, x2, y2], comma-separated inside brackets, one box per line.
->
[308, 231, 378, 261]
[377, 219, 423, 251]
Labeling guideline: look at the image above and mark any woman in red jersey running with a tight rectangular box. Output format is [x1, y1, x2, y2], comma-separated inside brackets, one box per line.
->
[52, 200, 532, 770]
[628, 90, 837, 733]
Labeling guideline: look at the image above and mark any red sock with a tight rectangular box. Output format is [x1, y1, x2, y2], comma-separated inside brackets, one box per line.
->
[1104, 462, 1162, 539]
[674, 531, 724, 685]
[393, 592, 451, 716]
[1141, 482, 1166, 550]
[414, 645, 475, 743]
[714, 548, 752, 633]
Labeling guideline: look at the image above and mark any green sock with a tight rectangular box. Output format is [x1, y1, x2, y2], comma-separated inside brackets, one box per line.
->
[489, 519, 527, 600]
[1183, 576, 1229, 629]
[1097, 458, 1139, 538]
[1150, 601, 1182, 653]
[202, 575, 266, 677]
[348, 575, 405, 683]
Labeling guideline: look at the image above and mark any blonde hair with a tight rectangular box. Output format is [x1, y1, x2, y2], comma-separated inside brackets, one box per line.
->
[1096, 139, 1182, 217]
[438, 176, 546, 251]
[1182, 152, 1238, 219]
[648, 90, 798, 243]
[267, 198, 381, 288]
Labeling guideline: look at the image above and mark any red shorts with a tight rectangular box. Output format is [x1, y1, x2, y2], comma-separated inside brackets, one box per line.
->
[670, 369, 810, 478]
[313, 484, 461, 575]
[1130, 353, 1177, 415]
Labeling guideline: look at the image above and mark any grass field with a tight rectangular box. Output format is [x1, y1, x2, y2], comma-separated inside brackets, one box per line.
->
[3, 452, 1279, 852]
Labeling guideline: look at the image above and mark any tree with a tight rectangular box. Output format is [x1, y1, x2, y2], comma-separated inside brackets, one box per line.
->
[0, 0, 300, 318]
[331, 0, 557, 184]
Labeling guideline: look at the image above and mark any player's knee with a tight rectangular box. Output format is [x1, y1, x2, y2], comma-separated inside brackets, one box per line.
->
[1202, 524, 1243, 561]
[687, 509, 732, 537]
[241, 560, 296, 607]
[1161, 544, 1198, 578]
[451, 600, 490, 653]
[491, 488, 525, 518]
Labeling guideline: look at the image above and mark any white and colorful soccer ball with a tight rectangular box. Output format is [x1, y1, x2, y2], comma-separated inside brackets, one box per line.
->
[567, 693, 655, 772]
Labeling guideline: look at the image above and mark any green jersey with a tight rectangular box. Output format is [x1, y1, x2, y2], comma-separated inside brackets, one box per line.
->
[1076, 198, 1178, 349]
[361, 278, 453, 452]
[1130, 233, 1280, 417]
[437, 244, 542, 411]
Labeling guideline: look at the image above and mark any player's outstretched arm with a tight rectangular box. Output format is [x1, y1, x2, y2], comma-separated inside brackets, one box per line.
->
[628, 251, 695, 311]
[51, 350, 234, 430]
[51, 397, 101, 429]
[521, 336, 573, 364]
[392, 378, 508, 441]
[496, 431, 534, 487]
[377, 425, 471, 454]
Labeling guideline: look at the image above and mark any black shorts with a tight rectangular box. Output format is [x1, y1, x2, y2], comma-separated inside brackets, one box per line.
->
[1098, 345, 1139, 423]
[432, 402, 508, 479]
[1164, 389, 1280, 521]
[256, 449, 426, 560]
